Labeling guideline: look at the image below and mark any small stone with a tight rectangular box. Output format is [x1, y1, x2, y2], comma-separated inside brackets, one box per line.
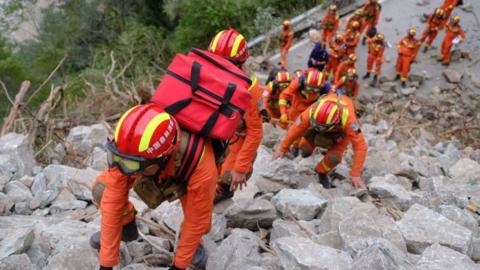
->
[0, 193, 13, 215]
[400, 87, 416, 96]
[460, 3, 473, 12]
[380, 82, 396, 92]
[272, 189, 327, 221]
[349, 239, 414, 270]
[443, 69, 463, 83]
[409, 73, 425, 85]
[439, 205, 478, 231]
[50, 189, 87, 212]
[224, 198, 277, 230]
[0, 254, 34, 270]
[385, 17, 392, 22]
[368, 179, 414, 211]
[0, 227, 34, 259]
[449, 158, 480, 184]
[31, 173, 46, 195]
[5, 181, 32, 204]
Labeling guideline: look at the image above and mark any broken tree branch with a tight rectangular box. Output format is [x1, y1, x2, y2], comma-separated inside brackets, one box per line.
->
[1, 81, 31, 136]
[26, 54, 67, 105]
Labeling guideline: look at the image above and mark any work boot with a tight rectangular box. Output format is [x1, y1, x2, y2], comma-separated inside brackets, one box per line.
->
[394, 74, 401, 81]
[442, 61, 450, 66]
[423, 46, 429, 53]
[318, 173, 335, 189]
[401, 81, 407, 88]
[362, 72, 371, 79]
[214, 183, 234, 204]
[373, 74, 378, 82]
[90, 219, 139, 250]
[290, 146, 299, 158]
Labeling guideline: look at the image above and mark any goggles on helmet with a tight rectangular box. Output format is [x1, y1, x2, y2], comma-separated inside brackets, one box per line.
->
[106, 139, 171, 176]
[278, 82, 290, 88]
[305, 85, 322, 93]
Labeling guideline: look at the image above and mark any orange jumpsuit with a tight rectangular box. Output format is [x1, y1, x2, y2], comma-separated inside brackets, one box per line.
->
[279, 79, 321, 123]
[278, 93, 367, 177]
[362, 3, 381, 34]
[263, 82, 283, 120]
[346, 16, 365, 33]
[335, 76, 360, 98]
[321, 12, 340, 43]
[420, 13, 447, 48]
[95, 139, 217, 269]
[344, 30, 361, 56]
[325, 39, 346, 79]
[221, 78, 263, 175]
[396, 36, 418, 82]
[280, 29, 294, 68]
[441, 22, 465, 64]
[441, 0, 460, 20]
[335, 60, 356, 84]
[367, 39, 385, 75]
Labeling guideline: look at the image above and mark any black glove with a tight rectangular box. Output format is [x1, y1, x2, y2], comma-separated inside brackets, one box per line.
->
[99, 266, 113, 270]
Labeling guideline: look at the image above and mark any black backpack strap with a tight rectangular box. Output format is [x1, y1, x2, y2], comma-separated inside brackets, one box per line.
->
[190, 48, 252, 85]
[177, 133, 206, 183]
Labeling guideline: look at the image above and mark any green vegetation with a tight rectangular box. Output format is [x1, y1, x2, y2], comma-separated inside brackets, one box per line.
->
[0, 0, 321, 121]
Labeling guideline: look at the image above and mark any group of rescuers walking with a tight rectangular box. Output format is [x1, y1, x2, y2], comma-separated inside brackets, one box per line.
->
[90, 0, 467, 269]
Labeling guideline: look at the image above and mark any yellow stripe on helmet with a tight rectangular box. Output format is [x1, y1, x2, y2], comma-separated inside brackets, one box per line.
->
[341, 108, 350, 127]
[210, 30, 224, 52]
[286, 73, 290, 81]
[311, 99, 326, 120]
[230, 34, 245, 58]
[317, 73, 323, 87]
[307, 71, 313, 85]
[326, 105, 339, 124]
[138, 112, 171, 152]
[115, 106, 140, 143]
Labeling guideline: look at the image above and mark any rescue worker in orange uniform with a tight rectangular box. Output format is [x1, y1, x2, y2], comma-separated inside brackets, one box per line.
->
[279, 19, 294, 69]
[361, 0, 382, 45]
[439, 15, 465, 66]
[346, 10, 365, 32]
[363, 33, 385, 84]
[441, 0, 462, 20]
[336, 68, 360, 99]
[325, 34, 346, 81]
[395, 28, 420, 88]
[91, 103, 218, 270]
[208, 29, 264, 203]
[263, 70, 292, 126]
[344, 21, 361, 56]
[419, 8, 447, 53]
[320, 4, 340, 43]
[279, 69, 330, 156]
[273, 93, 367, 189]
[335, 54, 357, 84]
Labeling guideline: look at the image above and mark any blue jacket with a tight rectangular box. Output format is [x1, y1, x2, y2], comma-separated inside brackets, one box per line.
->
[308, 43, 329, 71]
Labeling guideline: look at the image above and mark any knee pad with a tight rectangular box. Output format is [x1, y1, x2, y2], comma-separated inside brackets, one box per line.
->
[92, 181, 106, 206]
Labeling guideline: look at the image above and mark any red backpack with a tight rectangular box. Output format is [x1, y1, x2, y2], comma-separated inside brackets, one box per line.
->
[152, 48, 252, 140]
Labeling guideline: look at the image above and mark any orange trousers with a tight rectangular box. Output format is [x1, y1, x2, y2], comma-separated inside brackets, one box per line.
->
[395, 54, 413, 81]
[96, 144, 217, 269]
[441, 39, 454, 64]
[346, 46, 356, 56]
[420, 29, 439, 47]
[298, 137, 349, 174]
[322, 30, 335, 43]
[325, 58, 341, 80]
[280, 48, 289, 68]
[367, 55, 383, 74]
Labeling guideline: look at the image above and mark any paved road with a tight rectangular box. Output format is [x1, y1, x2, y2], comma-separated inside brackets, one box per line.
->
[268, 0, 480, 97]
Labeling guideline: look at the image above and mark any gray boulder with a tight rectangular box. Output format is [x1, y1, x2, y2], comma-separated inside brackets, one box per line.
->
[65, 123, 109, 154]
[88, 146, 108, 171]
[416, 243, 478, 270]
[45, 241, 98, 270]
[30, 173, 46, 196]
[397, 204, 473, 254]
[368, 176, 415, 211]
[316, 197, 368, 235]
[122, 264, 169, 270]
[0, 192, 14, 215]
[5, 181, 32, 204]
[449, 158, 480, 184]
[29, 189, 59, 210]
[0, 133, 36, 179]
[261, 124, 285, 149]
[270, 219, 315, 242]
[468, 229, 480, 261]
[439, 205, 478, 231]
[0, 254, 35, 270]
[207, 214, 227, 242]
[43, 164, 99, 192]
[349, 239, 414, 270]
[0, 227, 34, 259]
[272, 236, 352, 270]
[338, 208, 407, 256]
[127, 241, 152, 259]
[254, 146, 300, 187]
[49, 189, 87, 212]
[161, 201, 183, 233]
[224, 198, 276, 230]
[206, 229, 263, 270]
[272, 189, 327, 221]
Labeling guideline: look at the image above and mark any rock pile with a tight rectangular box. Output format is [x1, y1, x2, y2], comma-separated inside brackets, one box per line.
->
[0, 116, 479, 269]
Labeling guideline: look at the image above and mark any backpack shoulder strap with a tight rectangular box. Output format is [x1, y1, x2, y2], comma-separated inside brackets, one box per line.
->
[176, 131, 206, 183]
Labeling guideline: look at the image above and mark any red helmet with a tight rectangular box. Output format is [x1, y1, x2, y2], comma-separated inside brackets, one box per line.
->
[208, 29, 249, 64]
[275, 70, 291, 83]
[305, 69, 324, 90]
[114, 103, 179, 160]
[310, 99, 348, 131]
